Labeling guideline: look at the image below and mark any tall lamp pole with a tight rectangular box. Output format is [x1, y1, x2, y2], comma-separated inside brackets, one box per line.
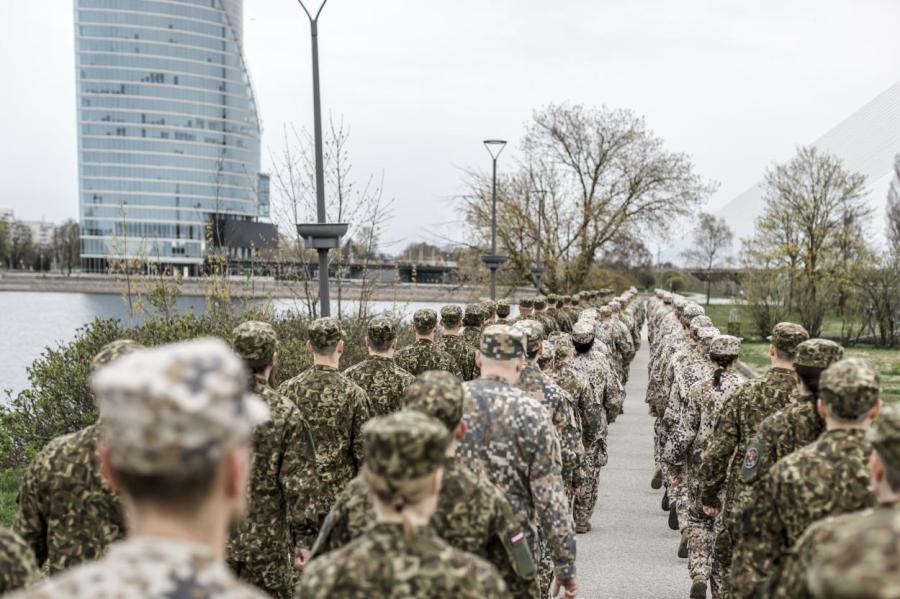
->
[530, 188, 546, 291]
[295, 0, 347, 317]
[482, 139, 507, 300]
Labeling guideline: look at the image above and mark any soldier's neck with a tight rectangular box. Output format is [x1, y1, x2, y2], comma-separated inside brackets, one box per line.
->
[442, 328, 461, 337]
[368, 350, 394, 359]
[126, 503, 228, 559]
[314, 354, 341, 369]
[416, 335, 435, 343]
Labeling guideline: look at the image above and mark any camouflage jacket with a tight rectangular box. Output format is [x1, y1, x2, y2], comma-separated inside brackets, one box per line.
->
[569, 350, 619, 422]
[311, 457, 539, 598]
[462, 326, 483, 350]
[343, 356, 415, 417]
[297, 523, 509, 598]
[278, 365, 372, 533]
[0, 528, 39, 594]
[228, 375, 319, 566]
[439, 334, 479, 381]
[661, 349, 710, 441]
[552, 366, 605, 449]
[749, 428, 876, 583]
[698, 367, 797, 510]
[394, 339, 462, 377]
[612, 318, 636, 364]
[11, 536, 266, 599]
[14, 424, 125, 574]
[458, 376, 576, 581]
[533, 313, 559, 336]
[516, 364, 584, 491]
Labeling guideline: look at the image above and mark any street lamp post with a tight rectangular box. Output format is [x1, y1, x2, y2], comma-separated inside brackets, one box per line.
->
[482, 139, 507, 300]
[530, 189, 546, 291]
[295, 0, 346, 317]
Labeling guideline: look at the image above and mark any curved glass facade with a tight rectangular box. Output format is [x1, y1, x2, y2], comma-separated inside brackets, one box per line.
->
[75, 0, 266, 272]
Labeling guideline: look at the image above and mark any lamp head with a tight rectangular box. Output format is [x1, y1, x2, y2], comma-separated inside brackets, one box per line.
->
[483, 139, 507, 160]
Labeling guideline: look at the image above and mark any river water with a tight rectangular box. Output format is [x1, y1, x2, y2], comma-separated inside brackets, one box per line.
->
[0, 291, 443, 398]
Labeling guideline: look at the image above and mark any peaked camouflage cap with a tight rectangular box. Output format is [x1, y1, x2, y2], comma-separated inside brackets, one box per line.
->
[868, 405, 900, 468]
[820, 357, 881, 419]
[495, 299, 511, 318]
[464, 304, 486, 325]
[598, 306, 612, 318]
[696, 327, 719, 351]
[533, 296, 547, 310]
[690, 315, 714, 331]
[537, 340, 555, 370]
[308, 317, 344, 348]
[710, 334, 741, 357]
[413, 308, 438, 331]
[661, 293, 674, 304]
[232, 321, 278, 363]
[549, 332, 575, 361]
[480, 299, 497, 317]
[683, 303, 705, 319]
[480, 324, 526, 360]
[440, 304, 463, 326]
[572, 320, 596, 344]
[367, 316, 398, 345]
[92, 338, 270, 475]
[794, 338, 843, 369]
[91, 339, 143, 373]
[519, 297, 535, 308]
[513, 319, 545, 353]
[363, 410, 450, 480]
[768, 322, 810, 354]
[403, 370, 464, 431]
[609, 300, 622, 311]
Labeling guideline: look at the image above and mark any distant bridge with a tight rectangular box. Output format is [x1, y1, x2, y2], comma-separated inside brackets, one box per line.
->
[224, 258, 460, 285]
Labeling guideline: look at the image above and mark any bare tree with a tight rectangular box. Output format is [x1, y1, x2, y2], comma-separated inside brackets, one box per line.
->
[888, 154, 900, 253]
[51, 220, 80, 275]
[681, 212, 734, 304]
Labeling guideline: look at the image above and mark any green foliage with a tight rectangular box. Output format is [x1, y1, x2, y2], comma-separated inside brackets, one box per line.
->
[661, 270, 697, 293]
[0, 469, 21, 527]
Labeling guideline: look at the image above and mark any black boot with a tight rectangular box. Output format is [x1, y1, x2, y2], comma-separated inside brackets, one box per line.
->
[678, 534, 688, 558]
[651, 468, 663, 490]
[689, 579, 707, 598]
[661, 489, 670, 512]
[668, 503, 679, 531]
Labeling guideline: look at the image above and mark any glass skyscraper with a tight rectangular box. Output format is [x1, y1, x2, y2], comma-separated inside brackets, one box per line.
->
[74, 0, 270, 274]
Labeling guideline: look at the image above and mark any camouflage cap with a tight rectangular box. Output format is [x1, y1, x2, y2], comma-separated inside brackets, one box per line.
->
[513, 319, 545, 354]
[533, 296, 547, 310]
[767, 322, 810, 354]
[413, 308, 438, 331]
[367, 316, 398, 346]
[710, 334, 741, 357]
[539, 340, 555, 363]
[495, 300, 511, 318]
[91, 339, 143, 373]
[479, 324, 526, 360]
[683, 303, 705, 319]
[403, 370, 463, 432]
[819, 357, 881, 420]
[464, 304, 485, 325]
[609, 300, 622, 312]
[696, 326, 718, 351]
[519, 297, 535, 309]
[480, 299, 497, 318]
[596, 305, 611, 318]
[794, 339, 843, 369]
[232, 321, 278, 363]
[91, 338, 270, 475]
[662, 293, 674, 305]
[572, 320, 595, 344]
[440, 304, 463, 327]
[549, 332, 575, 361]
[363, 410, 450, 480]
[868, 405, 900, 468]
[691, 315, 714, 330]
[308, 317, 343, 349]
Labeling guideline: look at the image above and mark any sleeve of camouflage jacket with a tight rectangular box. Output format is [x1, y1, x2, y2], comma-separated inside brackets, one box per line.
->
[577, 381, 603, 449]
[559, 391, 584, 490]
[282, 412, 321, 549]
[484, 484, 539, 597]
[0, 530, 40, 593]
[664, 384, 701, 468]
[745, 467, 789, 589]
[349, 385, 372, 471]
[698, 396, 742, 508]
[12, 450, 51, 567]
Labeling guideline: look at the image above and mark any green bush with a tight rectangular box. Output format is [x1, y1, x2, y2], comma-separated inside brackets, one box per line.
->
[0, 469, 21, 527]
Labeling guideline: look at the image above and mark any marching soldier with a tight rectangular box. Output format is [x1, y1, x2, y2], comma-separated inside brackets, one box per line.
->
[438, 305, 479, 381]
[495, 300, 513, 325]
[462, 304, 487, 349]
[344, 316, 415, 417]
[395, 309, 461, 377]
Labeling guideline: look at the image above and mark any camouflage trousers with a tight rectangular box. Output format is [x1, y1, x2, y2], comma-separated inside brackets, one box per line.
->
[573, 442, 605, 527]
[711, 509, 735, 599]
[537, 531, 553, 599]
[229, 559, 291, 599]
[684, 474, 715, 582]
[653, 418, 666, 468]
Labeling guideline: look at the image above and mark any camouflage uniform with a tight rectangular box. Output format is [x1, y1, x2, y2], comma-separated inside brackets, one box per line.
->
[396, 309, 462, 377]
[458, 326, 576, 591]
[278, 318, 372, 538]
[297, 411, 508, 598]
[344, 316, 415, 417]
[0, 528, 38, 594]
[495, 300, 513, 326]
[226, 322, 319, 598]
[11, 338, 271, 599]
[13, 340, 141, 574]
[532, 297, 559, 335]
[462, 304, 486, 349]
[438, 305, 479, 381]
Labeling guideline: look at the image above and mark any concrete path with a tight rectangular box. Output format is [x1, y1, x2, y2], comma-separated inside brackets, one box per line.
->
[575, 332, 692, 598]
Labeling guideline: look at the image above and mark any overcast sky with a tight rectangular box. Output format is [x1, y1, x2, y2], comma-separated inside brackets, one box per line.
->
[2, 0, 900, 252]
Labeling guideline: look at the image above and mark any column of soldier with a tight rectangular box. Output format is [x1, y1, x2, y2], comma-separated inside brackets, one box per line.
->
[646, 290, 895, 599]
[0, 288, 643, 599]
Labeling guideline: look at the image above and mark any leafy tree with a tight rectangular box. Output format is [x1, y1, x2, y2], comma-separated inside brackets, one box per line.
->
[681, 212, 734, 304]
[8, 221, 34, 270]
[51, 220, 80, 275]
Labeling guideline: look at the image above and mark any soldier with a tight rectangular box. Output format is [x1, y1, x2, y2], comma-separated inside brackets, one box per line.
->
[458, 325, 578, 598]
[803, 405, 900, 599]
[311, 371, 539, 598]
[296, 411, 509, 598]
[278, 317, 372, 542]
[495, 300, 513, 325]
[0, 528, 38, 594]
[9, 338, 271, 598]
[481, 298, 498, 325]
[344, 316, 415, 416]
[462, 304, 487, 349]
[517, 297, 535, 322]
[532, 296, 559, 335]
[438, 305, 479, 381]
[227, 321, 319, 597]
[395, 309, 462, 377]
[748, 358, 881, 599]
[14, 339, 140, 574]
[699, 322, 809, 593]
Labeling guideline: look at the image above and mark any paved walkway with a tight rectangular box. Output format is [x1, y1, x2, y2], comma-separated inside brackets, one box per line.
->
[576, 332, 692, 598]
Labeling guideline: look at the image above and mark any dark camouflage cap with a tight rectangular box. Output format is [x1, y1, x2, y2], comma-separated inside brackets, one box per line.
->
[767, 322, 810, 354]
[519, 297, 535, 308]
[92, 338, 270, 475]
[308, 317, 343, 348]
[403, 370, 464, 432]
[480, 299, 497, 317]
[232, 321, 278, 363]
[495, 300, 511, 318]
[464, 304, 485, 325]
[91, 339, 143, 373]
[819, 357, 881, 420]
[413, 308, 438, 331]
[710, 334, 741, 357]
[367, 316, 398, 345]
[513, 319, 545, 354]
[549, 332, 575, 361]
[363, 410, 450, 480]
[533, 296, 547, 310]
[795, 339, 843, 369]
[479, 324, 526, 360]
[440, 304, 463, 326]
[572, 320, 595, 344]
[868, 405, 900, 468]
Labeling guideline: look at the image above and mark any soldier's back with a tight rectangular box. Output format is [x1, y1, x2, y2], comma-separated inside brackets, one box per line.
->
[0, 527, 39, 594]
[395, 340, 460, 377]
[344, 356, 414, 417]
[438, 335, 478, 381]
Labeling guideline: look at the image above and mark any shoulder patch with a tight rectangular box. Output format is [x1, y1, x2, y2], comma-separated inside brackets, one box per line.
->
[740, 439, 766, 483]
[501, 529, 537, 580]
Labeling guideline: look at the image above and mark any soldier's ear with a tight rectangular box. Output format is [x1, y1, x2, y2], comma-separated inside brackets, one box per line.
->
[336, 339, 345, 355]
[475, 351, 483, 369]
[97, 445, 121, 494]
[869, 400, 883, 422]
[390, 338, 398, 351]
[455, 419, 467, 439]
